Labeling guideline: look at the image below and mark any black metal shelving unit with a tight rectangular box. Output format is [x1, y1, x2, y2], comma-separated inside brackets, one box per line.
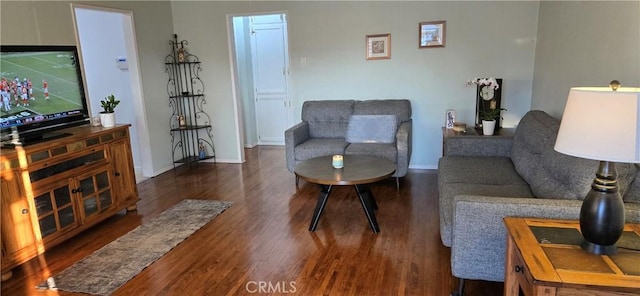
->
[165, 34, 215, 167]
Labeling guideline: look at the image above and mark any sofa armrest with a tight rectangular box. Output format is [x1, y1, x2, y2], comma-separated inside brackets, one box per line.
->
[285, 122, 310, 173]
[450, 195, 640, 282]
[445, 136, 513, 157]
[395, 120, 412, 177]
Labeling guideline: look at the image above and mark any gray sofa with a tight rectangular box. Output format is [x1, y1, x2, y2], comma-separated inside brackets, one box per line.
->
[438, 110, 640, 283]
[285, 99, 412, 186]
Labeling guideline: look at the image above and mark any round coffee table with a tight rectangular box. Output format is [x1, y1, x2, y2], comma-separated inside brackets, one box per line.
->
[294, 155, 396, 233]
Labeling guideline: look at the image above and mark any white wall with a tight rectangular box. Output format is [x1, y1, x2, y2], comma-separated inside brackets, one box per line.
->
[532, 1, 640, 118]
[75, 8, 142, 171]
[171, 1, 539, 168]
[4, 1, 637, 170]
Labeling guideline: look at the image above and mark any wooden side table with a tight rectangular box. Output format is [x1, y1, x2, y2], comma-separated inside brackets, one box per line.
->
[503, 217, 640, 296]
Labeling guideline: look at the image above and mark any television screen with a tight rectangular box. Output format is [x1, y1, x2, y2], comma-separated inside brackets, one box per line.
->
[0, 45, 89, 145]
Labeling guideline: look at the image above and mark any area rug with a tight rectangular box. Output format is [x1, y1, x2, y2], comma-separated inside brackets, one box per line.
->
[42, 199, 232, 296]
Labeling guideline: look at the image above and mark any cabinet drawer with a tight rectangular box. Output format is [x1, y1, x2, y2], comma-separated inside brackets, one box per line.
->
[28, 148, 107, 183]
[511, 241, 535, 296]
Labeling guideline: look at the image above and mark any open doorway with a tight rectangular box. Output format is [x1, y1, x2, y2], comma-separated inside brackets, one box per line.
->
[229, 12, 293, 150]
[71, 4, 152, 182]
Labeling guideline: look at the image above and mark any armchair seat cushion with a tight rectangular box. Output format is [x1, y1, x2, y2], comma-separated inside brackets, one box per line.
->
[294, 138, 349, 161]
[344, 143, 397, 163]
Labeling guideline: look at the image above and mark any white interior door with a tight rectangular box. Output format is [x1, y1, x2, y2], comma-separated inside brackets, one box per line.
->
[250, 14, 291, 145]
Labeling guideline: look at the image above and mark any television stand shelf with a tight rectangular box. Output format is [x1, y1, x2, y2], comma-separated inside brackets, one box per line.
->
[0, 124, 139, 281]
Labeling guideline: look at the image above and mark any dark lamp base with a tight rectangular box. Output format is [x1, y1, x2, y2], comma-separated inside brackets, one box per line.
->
[580, 240, 617, 255]
[579, 161, 625, 255]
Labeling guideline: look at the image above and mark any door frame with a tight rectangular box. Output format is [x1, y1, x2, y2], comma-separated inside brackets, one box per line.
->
[226, 11, 291, 161]
[70, 3, 153, 179]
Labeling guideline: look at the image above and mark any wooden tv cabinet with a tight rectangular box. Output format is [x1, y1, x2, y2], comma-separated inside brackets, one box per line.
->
[0, 125, 139, 281]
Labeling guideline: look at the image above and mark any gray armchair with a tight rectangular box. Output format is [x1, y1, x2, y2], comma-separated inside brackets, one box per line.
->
[285, 99, 412, 188]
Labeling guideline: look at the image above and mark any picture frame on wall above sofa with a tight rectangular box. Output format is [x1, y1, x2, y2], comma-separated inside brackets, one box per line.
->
[419, 20, 446, 48]
[366, 34, 391, 60]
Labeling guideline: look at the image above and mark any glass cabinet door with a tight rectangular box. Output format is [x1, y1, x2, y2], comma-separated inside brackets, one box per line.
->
[33, 182, 78, 239]
[78, 170, 114, 221]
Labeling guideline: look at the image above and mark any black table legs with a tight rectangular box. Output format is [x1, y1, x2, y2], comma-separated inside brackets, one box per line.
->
[309, 185, 332, 231]
[308, 184, 380, 233]
[355, 185, 379, 233]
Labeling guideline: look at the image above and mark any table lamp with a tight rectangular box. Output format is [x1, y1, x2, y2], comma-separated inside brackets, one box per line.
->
[554, 82, 640, 255]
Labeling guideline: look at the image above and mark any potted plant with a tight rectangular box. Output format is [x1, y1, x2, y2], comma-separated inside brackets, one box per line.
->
[467, 77, 506, 135]
[480, 106, 506, 135]
[99, 94, 120, 127]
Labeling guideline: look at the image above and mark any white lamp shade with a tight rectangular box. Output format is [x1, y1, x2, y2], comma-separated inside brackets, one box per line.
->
[555, 87, 640, 163]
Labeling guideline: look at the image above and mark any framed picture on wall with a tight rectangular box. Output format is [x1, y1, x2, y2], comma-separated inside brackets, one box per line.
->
[366, 34, 391, 60]
[419, 20, 446, 48]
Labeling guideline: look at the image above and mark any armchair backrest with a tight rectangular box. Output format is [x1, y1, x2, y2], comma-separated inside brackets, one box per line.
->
[353, 99, 412, 123]
[301, 100, 354, 138]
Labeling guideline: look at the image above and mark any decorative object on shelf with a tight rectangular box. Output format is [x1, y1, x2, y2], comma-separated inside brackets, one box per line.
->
[419, 20, 446, 48]
[198, 142, 206, 160]
[445, 109, 455, 129]
[90, 116, 101, 127]
[99, 94, 120, 128]
[554, 81, 640, 255]
[165, 34, 215, 166]
[466, 77, 505, 134]
[366, 34, 391, 60]
[332, 155, 344, 169]
[177, 47, 186, 63]
[452, 122, 466, 133]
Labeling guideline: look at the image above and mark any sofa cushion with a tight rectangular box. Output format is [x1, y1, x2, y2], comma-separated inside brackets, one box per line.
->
[438, 156, 531, 186]
[353, 99, 411, 123]
[294, 138, 349, 161]
[345, 143, 397, 163]
[437, 156, 534, 246]
[346, 115, 398, 144]
[512, 111, 639, 200]
[624, 164, 640, 203]
[302, 100, 354, 138]
[512, 111, 593, 199]
[511, 111, 560, 197]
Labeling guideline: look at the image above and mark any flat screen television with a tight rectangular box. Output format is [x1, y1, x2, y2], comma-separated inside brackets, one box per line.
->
[0, 45, 90, 146]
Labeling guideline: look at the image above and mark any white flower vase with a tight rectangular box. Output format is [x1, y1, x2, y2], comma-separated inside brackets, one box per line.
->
[100, 112, 116, 127]
[482, 120, 496, 136]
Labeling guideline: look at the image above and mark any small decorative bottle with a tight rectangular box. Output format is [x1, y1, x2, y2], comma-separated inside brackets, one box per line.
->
[178, 114, 186, 128]
[198, 143, 206, 160]
[177, 47, 186, 63]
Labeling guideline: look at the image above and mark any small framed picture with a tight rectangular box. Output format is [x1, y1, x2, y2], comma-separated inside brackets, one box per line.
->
[419, 20, 446, 48]
[366, 34, 391, 60]
[445, 109, 456, 129]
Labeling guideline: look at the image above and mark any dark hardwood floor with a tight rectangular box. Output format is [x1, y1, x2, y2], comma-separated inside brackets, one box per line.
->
[1, 146, 502, 295]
